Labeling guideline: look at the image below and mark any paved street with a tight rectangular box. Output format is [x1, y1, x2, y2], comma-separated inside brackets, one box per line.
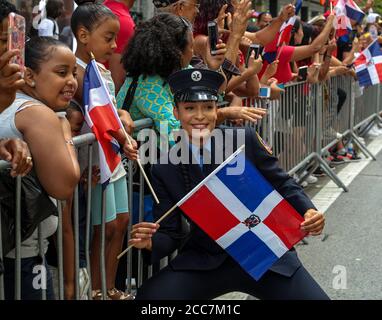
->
[218, 135, 382, 300]
[297, 137, 382, 300]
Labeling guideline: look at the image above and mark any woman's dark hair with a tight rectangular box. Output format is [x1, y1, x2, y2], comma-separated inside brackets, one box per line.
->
[0, 0, 16, 22]
[46, 0, 64, 19]
[71, 2, 116, 36]
[289, 18, 302, 46]
[301, 22, 314, 46]
[257, 12, 271, 23]
[25, 36, 68, 72]
[193, 0, 234, 36]
[122, 13, 191, 79]
[66, 101, 83, 117]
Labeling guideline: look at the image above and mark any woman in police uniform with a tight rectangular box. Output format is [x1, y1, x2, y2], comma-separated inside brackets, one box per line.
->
[128, 68, 329, 300]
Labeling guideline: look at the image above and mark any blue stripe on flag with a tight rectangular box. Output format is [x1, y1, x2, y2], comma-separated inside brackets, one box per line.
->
[83, 60, 102, 109]
[111, 140, 121, 154]
[356, 68, 373, 87]
[345, 5, 364, 24]
[216, 155, 274, 213]
[369, 41, 382, 57]
[295, 0, 303, 15]
[226, 231, 279, 280]
[263, 51, 277, 64]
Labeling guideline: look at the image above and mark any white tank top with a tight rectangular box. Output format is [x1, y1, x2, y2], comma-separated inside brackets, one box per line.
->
[0, 92, 58, 258]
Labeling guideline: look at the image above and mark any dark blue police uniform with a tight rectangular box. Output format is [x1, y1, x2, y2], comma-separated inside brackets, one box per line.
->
[136, 69, 329, 300]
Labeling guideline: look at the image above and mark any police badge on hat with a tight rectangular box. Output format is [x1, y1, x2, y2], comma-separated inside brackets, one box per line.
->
[191, 71, 202, 82]
[168, 68, 225, 103]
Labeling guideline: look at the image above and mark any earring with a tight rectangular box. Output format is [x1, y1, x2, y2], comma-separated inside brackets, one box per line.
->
[30, 81, 36, 88]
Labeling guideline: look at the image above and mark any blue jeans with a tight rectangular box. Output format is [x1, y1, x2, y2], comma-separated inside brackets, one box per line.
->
[4, 256, 55, 300]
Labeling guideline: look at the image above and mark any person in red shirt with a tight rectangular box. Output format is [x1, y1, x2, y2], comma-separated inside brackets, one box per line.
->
[104, 0, 135, 93]
[259, 14, 335, 85]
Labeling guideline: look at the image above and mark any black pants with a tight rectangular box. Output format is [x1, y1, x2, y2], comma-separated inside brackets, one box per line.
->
[337, 88, 347, 114]
[136, 257, 329, 300]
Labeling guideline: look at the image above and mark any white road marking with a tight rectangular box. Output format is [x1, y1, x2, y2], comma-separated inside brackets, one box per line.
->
[312, 135, 382, 213]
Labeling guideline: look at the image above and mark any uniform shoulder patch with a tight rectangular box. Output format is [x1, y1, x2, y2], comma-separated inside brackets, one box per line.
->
[256, 132, 273, 155]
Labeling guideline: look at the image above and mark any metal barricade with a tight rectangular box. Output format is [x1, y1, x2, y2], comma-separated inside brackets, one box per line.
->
[0, 118, 153, 301]
[2, 76, 382, 300]
[268, 81, 317, 174]
[353, 83, 380, 131]
[240, 78, 351, 190]
[320, 76, 352, 152]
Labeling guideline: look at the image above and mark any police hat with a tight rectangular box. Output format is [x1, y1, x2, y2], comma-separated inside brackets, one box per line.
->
[168, 68, 225, 103]
[152, 0, 179, 8]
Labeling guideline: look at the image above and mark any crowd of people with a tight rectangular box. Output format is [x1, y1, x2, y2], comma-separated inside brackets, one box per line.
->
[1, 0, 382, 300]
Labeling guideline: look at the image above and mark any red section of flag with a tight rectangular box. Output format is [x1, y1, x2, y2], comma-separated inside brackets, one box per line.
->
[376, 63, 382, 82]
[354, 53, 367, 67]
[179, 185, 240, 241]
[262, 200, 307, 249]
[264, 36, 278, 54]
[278, 24, 294, 47]
[89, 102, 122, 134]
[89, 104, 121, 173]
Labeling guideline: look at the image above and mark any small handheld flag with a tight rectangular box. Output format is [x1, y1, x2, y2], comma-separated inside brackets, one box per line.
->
[83, 58, 124, 186]
[354, 40, 382, 87]
[177, 146, 307, 280]
[83, 57, 160, 203]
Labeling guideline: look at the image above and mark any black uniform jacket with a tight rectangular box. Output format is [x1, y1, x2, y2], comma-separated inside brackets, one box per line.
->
[147, 126, 315, 277]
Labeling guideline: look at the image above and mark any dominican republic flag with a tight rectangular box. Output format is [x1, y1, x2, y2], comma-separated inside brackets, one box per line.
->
[263, 16, 297, 63]
[334, 0, 352, 37]
[334, 0, 364, 36]
[344, 0, 365, 23]
[263, 37, 278, 63]
[83, 59, 123, 186]
[277, 16, 297, 47]
[177, 146, 307, 280]
[354, 40, 382, 87]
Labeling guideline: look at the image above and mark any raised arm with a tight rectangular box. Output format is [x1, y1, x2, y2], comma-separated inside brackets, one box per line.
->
[224, 0, 252, 64]
[245, 4, 296, 46]
[292, 14, 335, 62]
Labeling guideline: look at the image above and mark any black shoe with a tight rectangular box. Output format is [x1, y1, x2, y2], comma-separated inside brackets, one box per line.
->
[313, 167, 326, 177]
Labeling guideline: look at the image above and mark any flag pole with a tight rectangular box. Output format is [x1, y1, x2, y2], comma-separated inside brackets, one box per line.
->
[276, 42, 285, 60]
[117, 202, 179, 259]
[117, 144, 246, 260]
[122, 129, 160, 204]
[89, 52, 160, 204]
[330, 0, 333, 13]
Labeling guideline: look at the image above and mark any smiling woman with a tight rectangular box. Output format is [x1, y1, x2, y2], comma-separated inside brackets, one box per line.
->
[0, 36, 80, 300]
[129, 68, 328, 301]
[22, 38, 78, 110]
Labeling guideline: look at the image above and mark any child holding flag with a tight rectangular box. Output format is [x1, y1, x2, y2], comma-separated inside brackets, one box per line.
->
[71, 1, 137, 300]
[128, 68, 329, 300]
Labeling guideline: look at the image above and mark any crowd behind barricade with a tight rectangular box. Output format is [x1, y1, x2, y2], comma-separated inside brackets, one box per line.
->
[1, 0, 382, 300]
